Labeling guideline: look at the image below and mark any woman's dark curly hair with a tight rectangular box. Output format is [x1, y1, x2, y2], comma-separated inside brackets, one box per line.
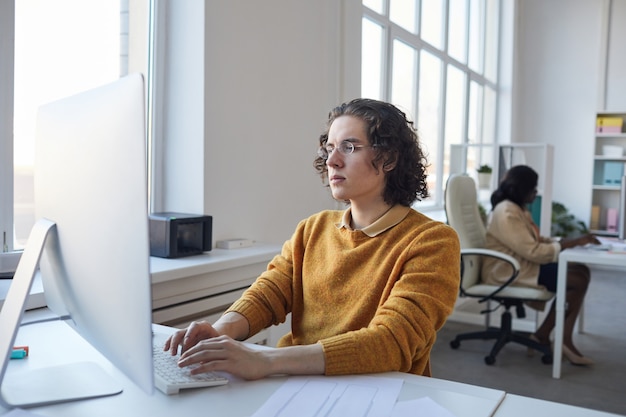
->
[313, 98, 429, 206]
[490, 165, 538, 209]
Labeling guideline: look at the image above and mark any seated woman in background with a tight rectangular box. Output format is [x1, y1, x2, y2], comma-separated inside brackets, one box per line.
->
[482, 165, 600, 366]
[164, 98, 461, 380]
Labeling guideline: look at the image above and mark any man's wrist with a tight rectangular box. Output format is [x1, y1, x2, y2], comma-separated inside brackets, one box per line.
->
[213, 311, 250, 340]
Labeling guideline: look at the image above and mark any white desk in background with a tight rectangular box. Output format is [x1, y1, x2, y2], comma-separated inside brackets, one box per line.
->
[554, 247, 626, 379]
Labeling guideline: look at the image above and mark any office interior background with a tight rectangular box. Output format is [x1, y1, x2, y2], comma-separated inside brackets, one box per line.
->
[2, 0, 625, 252]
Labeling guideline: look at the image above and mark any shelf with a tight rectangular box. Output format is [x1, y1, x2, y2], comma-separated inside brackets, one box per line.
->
[593, 185, 620, 191]
[594, 155, 626, 161]
[590, 229, 618, 237]
[595, 133, 626, 139]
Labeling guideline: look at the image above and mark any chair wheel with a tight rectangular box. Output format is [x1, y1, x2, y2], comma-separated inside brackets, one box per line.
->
[484, 355, 496, 365]
[541, 354, 553, 365]
[450, 340, 460, 349]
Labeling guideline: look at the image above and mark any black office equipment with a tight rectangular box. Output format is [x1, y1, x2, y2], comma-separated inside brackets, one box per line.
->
[149, 212, 212, 258]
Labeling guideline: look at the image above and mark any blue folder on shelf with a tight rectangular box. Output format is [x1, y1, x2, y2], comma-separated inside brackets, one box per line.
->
[603, 162, 624, 185]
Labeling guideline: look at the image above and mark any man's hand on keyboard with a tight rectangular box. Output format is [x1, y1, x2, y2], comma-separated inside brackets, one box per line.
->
[161, 316, 274, 381]
[163, 320, 221, 356]
[161, 312, 324, 380]
[177, 335, 271, 381]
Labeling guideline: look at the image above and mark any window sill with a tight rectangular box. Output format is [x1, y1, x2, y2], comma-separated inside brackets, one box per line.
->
[1, 242, 282, 312]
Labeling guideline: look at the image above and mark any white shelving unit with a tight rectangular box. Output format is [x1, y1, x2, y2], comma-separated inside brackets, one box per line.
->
[497, 144, 554, 237]
[590, 111, 626, 236]
[449, 143, 553, 236]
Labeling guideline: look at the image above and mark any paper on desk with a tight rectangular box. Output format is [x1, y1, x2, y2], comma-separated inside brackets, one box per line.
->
[391, 397, 458, 417]
[251, 375, 403, 417]
[593, 237, 626, 253]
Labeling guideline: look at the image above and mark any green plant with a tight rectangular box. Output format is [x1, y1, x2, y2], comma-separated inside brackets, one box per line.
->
[477, 164, 492, 174]
[551, 201, 589, 238]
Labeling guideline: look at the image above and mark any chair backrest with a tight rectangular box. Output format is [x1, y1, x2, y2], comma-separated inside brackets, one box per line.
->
[444, 174, 487, 249]
[444, 174, 487, 289]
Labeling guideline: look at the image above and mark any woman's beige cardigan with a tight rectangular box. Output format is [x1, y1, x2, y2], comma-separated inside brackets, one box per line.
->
[482, 200, 561, 289]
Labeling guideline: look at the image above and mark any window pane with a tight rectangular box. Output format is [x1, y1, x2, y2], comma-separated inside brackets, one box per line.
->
[467, 81, 493, 171]
[363, 0, 384, 14]
[483, 85, 496, 144]
[362, 17, 384, 100]
[390, 0, 417, 34]
[420, 0, 444, 50]
[418, 51, 442, 201]
[448, 0, 467, 63]
[484, 0, 499, 82]
[467, 80, 480, 143]
[444, 65, 466, 185]
[468, 0, 484, 73]
[445, 65, 466, 149]
[391, 39, 417, 118]
[13, 0, 120, 246]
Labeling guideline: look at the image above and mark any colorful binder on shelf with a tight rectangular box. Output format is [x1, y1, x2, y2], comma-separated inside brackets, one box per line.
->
[607, 208, 619, 232]
[590, 205, 600, 230]
[603, 162, 624, 185]
[596, 117, 624, 134]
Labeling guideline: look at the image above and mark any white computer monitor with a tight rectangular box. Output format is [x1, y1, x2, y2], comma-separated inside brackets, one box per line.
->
[0, 74, 154, 407]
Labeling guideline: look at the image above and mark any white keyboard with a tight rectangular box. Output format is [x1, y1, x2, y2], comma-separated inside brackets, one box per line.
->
[153, 342, 229, 395]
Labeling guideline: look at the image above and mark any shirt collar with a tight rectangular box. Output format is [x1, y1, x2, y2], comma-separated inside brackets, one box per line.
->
[336, 205, 411, 237]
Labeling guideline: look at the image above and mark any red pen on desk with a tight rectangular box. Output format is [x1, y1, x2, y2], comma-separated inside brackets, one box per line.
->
[10, 345, 29, 360]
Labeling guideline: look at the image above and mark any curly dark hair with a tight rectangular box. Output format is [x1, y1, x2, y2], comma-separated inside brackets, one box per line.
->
[490, 165, 538, 209]
[313, 98, 429, 206]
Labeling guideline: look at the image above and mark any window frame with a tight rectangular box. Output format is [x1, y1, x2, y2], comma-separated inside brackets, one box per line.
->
[0, 1, 17, 252]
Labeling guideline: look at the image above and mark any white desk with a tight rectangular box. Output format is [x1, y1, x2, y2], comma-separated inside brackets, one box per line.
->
[3, 310, 623, 417]
[554, 248, 626, 378]
[495, 394, 623, 417]
[1, 310, 505, 417]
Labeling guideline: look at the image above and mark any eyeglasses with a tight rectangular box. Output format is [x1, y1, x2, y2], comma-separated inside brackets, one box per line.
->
[317, 140, 374, 160]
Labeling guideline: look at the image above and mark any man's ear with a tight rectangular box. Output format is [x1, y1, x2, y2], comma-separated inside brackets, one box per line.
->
[382, 153, 398, 172]
[383, 164, 395, 172]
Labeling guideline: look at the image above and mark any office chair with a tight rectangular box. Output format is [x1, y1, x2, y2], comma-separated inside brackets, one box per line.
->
[444, 173, 554, 365]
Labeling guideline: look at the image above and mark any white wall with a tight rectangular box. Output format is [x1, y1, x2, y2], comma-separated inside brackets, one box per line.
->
[156, 1, 362, 245]
[605, 0, 626, 110]
[512, 0, 626, 225]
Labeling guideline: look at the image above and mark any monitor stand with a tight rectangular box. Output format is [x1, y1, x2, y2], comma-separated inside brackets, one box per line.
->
[0, 219, 122, 408]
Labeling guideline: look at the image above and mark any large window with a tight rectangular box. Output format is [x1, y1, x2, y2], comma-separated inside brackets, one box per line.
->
[0, 1, 147, 251]
[362, 0, 501, 208]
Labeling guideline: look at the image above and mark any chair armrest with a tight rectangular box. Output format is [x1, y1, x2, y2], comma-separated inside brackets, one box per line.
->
[460, 248, 521, 302]
[460, 248, 521, 271]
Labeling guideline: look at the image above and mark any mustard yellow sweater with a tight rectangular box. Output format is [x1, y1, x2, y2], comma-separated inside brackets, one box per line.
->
[226, 207, 460, 377]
